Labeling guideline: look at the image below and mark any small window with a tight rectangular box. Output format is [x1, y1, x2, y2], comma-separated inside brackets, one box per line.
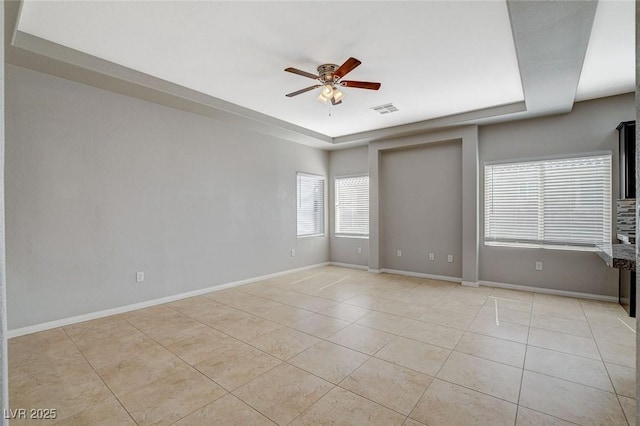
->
[297, 172, 325, 237]
[484, 153, 611, 250]
[335, 175, 369, 237]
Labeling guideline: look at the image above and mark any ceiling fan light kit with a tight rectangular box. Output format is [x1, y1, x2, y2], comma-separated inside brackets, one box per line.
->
[317, 84, 344, 104]
[285, 57, 381, 106]
[317, 83, 335, 103]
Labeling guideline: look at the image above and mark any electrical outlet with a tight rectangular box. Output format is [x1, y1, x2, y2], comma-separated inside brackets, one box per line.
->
[291, 249, 296, 257]
[357, 247, 362, 254]
[447, 255, 454, 263]
[397, 250, 402, 257]
[428, 253, 435, 261]
[536, 261, 543, 271]
[136, 271, 144, 282]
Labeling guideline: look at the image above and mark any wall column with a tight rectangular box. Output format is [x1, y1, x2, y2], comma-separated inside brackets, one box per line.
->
[368, 149, 381, 271]
[461, 127, 479, 286]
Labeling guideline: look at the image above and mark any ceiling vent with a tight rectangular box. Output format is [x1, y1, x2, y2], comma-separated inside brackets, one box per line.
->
[371, 103, 399, 114]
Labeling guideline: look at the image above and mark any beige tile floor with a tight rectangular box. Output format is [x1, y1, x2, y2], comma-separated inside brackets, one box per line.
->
[8, 266, 637, 425]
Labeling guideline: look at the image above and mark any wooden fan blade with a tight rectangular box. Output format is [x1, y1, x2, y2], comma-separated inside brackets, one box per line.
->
[286, 85, 322, 97]
[340, 80, 381, 90]
[334, 57, 362, 79]
[284, 67, 319, 80]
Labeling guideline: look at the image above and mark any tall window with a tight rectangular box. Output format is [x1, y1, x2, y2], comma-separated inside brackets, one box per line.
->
[484, 153, 611, 249]
[335, 175, 369, 237]
[297, 173, 325, 237]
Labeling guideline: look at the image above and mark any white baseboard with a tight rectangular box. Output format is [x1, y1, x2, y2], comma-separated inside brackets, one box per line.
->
[461, 281, 479, 287]
[329, 262, 369, 271]
[14, 262, 617, 339]
[380, 268, 462, 283]
[8, 262, 330, 339]
[478, 280, 618, 302]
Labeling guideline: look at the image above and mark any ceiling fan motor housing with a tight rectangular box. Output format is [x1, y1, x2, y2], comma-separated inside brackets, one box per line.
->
[317, 64, 339, 82]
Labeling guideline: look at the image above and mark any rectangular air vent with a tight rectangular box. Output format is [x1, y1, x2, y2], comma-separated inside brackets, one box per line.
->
[371, 103, 399, 114]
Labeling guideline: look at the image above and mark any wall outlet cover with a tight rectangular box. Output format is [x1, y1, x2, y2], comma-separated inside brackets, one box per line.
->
[397, 250, 402, 257]
[291, 249, 296, 257]
[447, 255, 453, 263]
[136, 271, 144, 282]
[536, 261, 543, 271]
[429, 253, 435, 261]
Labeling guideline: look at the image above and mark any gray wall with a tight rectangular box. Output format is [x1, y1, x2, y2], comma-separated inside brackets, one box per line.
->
[479, 93, 635, 296]
[6, 65, 329, 329]
[328, 94, 633, 298]
[329, 146, 369, 267]
[380, 141, 463, 278]
[5, 64, 633, 332]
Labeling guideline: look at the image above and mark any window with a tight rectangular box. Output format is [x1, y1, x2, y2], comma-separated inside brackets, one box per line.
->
[297, 172, 325, 237]
[335, 175, 369, 237]
[484, 153, 611, 249]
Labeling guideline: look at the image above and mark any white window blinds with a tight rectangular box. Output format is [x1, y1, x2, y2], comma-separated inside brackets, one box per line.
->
[297, 173, 325, 237]
[485, 154, 611, 248]
[335, 175, 369, 237]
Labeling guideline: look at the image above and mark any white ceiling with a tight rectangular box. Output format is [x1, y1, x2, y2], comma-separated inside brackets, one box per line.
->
[14, 0, 635, 141]
[575, 0, 636, 101]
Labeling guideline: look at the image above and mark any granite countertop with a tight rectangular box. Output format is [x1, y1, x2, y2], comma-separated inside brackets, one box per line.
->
[596, 243, 636, 271]
[617, 233, 636, 244]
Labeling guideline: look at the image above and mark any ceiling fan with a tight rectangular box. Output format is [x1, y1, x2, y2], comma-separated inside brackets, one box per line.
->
[285, 57, 381, 105]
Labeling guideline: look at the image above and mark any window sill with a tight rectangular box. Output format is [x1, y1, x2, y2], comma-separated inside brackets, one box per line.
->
[334, 234, 369, 239]
[484, 241, 599, 252]
[297, 234, 326, 239]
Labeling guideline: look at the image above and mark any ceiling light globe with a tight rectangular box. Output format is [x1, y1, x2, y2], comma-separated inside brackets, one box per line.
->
[322, 85, 334, 97]
[333, 89, 344, 102]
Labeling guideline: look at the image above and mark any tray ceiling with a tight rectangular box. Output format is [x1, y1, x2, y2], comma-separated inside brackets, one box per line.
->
[13, 0, 635, 143]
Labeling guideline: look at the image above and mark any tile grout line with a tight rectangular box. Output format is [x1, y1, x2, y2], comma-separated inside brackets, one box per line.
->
[444, 351, 620, 400]
[227, 364, 317, 425]
[514, 295, 532, 426]
[120, 318, 241, 424]
[328, 368, 416, 420]
[399, 345, 445, 423]
[282, 382, 337, 425]
[516, 406, 583, 426]
[212, 285, 345, 318]
[423, 375, 522, 407]
[59, 327, 140, 426]
[614, 393, 634, 426]
[579, 300, 630, 425]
